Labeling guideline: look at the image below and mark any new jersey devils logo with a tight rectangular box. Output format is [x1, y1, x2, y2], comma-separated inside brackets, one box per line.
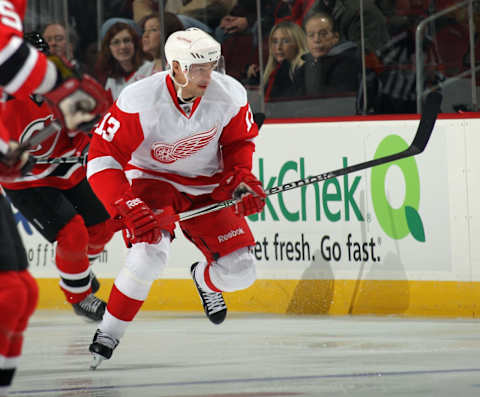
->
[151, 126, 218, 164]
[20, 115, 59, 158]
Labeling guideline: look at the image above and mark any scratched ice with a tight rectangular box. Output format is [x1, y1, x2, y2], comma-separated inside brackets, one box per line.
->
[9, 311, 480, 397]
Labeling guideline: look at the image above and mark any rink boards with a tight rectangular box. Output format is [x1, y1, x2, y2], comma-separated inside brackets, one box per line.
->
[15, 114, 480, 317]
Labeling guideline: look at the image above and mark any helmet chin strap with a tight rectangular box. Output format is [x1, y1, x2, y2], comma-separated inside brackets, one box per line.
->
[171, 66, 195, 103]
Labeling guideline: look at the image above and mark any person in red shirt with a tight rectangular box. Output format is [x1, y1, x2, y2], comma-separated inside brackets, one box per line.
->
[0, 1, 110, 393]
[2, 31, 117, 323]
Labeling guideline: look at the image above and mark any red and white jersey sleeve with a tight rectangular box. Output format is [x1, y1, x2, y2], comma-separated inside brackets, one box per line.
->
[0, 95, 89, 190]
[86, 101, 144, 214]
[219, 102, 258, 173]
[0, 0, 56, 97]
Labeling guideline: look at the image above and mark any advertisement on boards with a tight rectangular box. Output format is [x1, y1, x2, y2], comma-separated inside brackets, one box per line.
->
[12, 118, 451, 281]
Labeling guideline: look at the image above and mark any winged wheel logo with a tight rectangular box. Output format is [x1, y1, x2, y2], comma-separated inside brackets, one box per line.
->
[151, 126, 217, 164]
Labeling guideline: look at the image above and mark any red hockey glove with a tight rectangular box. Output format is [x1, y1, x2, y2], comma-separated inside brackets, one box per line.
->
[0, 142, 34, 182]
[212, 168, 266, 217]
[43, 56, 110, 132]
[113, 192, 163, 246]
[153, 206, 178, 235]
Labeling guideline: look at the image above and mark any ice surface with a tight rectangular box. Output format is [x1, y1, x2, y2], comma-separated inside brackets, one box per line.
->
[9, 311, 480, 396]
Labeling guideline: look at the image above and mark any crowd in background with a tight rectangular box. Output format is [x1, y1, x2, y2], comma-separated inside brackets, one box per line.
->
[31, 0, 480, 114]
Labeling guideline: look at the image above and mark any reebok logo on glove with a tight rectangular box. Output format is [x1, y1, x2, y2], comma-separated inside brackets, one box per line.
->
[126, 198, 142, 209]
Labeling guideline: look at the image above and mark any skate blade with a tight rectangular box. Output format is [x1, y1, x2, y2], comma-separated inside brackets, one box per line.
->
[90, 353, 105, 370]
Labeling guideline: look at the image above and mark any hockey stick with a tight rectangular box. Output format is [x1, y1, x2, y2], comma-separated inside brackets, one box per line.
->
[176, 91, 442, 222]
[35, 154, 86, 165]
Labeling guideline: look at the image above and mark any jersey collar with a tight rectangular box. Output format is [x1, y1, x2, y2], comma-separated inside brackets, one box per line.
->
[166, 75, 201, 119]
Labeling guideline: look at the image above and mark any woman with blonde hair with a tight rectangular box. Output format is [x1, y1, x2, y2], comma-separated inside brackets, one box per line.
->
[247, 21, 307, 101]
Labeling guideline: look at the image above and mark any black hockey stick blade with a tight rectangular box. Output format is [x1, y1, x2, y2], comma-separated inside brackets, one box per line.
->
[35, 154, 86, 165]
[409, 91, 442, 154]
[178, 94, 441, 221]
[253, 112, 266, 129]
[320, 90, 442, 180]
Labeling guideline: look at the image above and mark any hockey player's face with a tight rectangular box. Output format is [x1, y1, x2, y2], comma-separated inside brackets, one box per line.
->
[184, 62, 216, 96]
[305, 17, 339, 59]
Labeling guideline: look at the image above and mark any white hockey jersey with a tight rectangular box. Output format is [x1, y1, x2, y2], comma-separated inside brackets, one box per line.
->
[87, 71, 258, 213]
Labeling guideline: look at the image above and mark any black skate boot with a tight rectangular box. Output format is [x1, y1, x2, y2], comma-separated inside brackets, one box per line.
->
[190, 262, 227, 324]
[72, 294, 106, 322]
[89, 329, 119, 370]
[90, 272, 100, 294]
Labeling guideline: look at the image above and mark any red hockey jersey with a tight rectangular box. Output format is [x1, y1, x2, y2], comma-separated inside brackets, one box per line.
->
[0, 119, 9, 155]
[0, 89, 9, 154]
[1, 95, 89, 190]
[87, 72, 258, 214]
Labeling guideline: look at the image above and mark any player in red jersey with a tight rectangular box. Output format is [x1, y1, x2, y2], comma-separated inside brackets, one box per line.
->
[2, 31, 117, 322]
[0, 1, 109, 393]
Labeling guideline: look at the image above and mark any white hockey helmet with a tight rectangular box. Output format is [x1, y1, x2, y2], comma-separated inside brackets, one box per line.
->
[164, 28, 221, 75]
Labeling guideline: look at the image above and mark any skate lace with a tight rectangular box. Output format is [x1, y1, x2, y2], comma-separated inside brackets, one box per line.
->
[79, 294, 102, 312]
[95, 330, 118, 349]
[202, 291, 226, 314]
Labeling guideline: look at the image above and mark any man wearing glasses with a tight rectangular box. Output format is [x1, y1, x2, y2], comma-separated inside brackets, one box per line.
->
[42, 22, 76, 63]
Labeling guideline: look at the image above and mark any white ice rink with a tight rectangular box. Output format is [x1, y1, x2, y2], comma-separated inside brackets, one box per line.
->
[9, 310, 480, 397]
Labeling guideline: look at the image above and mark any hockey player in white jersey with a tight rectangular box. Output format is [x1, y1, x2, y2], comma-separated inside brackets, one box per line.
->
[86, 28, 266, 369]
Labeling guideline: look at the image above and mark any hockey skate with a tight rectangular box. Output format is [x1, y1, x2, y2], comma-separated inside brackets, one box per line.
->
[90, 272, 100, 294]
[72, 293, 106, 322]
[89, 329, 119, 370]
[190, 262, 227, 324]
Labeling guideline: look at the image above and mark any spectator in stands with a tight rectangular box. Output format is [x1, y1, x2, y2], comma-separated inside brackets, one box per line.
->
[132, 0, 234, 32]
[357, 7, 443, 115]
[130, 13, 184, 82]
[294, 12, 361, 97]
[217, 0, 275, 81]
[434, 1, 471, 77]
[216, 0, 276, 43]
[277, 0, 389, 56]
[247, 22, 308, 101]
[141, 13, 183, 60]
[68, 0, 133, 60]
[83, 41, 100, 77]
[173, 0, 235, 31]
[274, 0, 316, 26]
[42, 22, 78, 63]
[96, 19, 146, 101]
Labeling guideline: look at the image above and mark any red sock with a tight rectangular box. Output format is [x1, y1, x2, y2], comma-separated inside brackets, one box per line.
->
[56, 215, 91, 303]
[0, 272, 27, 359]
[6, 271, 38, 360]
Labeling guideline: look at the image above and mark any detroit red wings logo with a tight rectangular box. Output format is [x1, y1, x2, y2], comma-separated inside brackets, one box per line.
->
[151, 126, 218, 164]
